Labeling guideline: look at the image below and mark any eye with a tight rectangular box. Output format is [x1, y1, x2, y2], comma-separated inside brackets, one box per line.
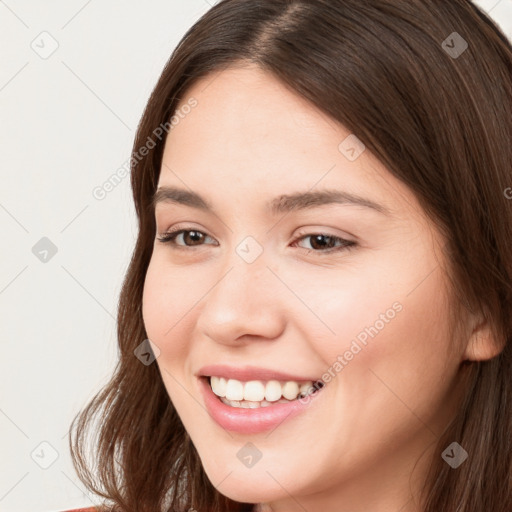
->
[291, 232, 357, 255]
[156, 228, 217, 248]
[156, 227, 357, 255]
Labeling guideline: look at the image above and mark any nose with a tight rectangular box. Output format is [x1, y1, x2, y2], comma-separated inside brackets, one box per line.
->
[195, 249, 287, 346]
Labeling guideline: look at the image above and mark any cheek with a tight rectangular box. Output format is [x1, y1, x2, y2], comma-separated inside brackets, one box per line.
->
[286, 258, 408, 366]
[141, 260, 200, 407]
[302, 269, 457, 459]
[141, 258, 195, 356]
[341, 271, 455, 423]
[141, 261, 165, 340]
[297, 253, 454, 395]
[318, 246, 446, 350]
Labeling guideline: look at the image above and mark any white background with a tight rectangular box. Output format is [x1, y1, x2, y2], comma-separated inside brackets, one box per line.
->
[0, 1, 511, 511]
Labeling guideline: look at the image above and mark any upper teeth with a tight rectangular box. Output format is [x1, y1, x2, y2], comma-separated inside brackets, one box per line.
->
[210, 376, 318, 402]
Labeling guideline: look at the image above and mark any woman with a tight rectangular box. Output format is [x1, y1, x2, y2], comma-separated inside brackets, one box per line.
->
[67, 0, 512, 511]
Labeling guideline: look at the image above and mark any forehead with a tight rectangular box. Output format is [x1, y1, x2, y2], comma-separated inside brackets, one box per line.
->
[158, 65, 424, 226]
[171, 64, 344, 150]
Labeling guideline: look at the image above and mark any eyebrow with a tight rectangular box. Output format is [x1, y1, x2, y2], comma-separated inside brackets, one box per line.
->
[152, 186, 391, 216]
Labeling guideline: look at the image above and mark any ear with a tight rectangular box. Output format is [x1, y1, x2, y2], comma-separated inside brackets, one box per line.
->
[462, 312, 503, 362]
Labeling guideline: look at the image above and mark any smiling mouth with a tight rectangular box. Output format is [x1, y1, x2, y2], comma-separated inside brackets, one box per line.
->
[204, 375, 325, 409]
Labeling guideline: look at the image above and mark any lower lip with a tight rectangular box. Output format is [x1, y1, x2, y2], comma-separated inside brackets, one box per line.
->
[198, 377, 324, 434]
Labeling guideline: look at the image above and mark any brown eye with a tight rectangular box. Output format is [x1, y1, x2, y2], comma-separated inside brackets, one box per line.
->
[292, 233, 357, 255]
[157, 228, 357, 256]
[157, 229, 215, 247]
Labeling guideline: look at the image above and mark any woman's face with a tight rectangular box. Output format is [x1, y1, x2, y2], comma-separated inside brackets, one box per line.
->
[142, 65, 469, 510]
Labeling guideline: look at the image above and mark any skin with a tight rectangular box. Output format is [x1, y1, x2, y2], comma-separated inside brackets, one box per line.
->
[141, 64, 498, 512]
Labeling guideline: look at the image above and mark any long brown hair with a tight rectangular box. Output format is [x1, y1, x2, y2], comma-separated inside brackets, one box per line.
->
[69, 1, 512, 510]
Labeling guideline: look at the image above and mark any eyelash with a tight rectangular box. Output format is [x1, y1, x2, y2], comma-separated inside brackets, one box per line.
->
[156, 227, 357, 256]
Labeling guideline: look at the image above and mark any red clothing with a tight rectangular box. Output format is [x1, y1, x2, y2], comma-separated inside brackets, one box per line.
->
[61, 508, 98, 512]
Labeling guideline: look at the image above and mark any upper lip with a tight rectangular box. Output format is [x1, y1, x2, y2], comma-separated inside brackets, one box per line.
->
[197, 364, 321, 383]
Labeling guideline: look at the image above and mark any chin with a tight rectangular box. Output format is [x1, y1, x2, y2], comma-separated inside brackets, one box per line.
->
[202, 465, 286, 504]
